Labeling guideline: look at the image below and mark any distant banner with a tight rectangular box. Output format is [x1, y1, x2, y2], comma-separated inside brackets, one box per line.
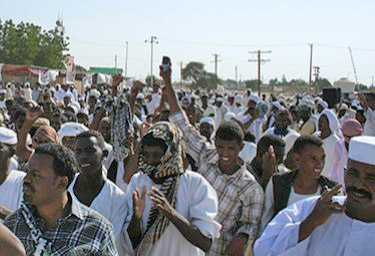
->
[66, 71, 76, 84]
[38, 70, 59, 85]
[82, 74, 92, 87]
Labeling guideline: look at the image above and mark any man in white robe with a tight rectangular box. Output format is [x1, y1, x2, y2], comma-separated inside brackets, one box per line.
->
[117, 122, 220, 256]
[359, 92, 375, 136]
[315, 109, 341, 178]
[70, 130, 127, 239]
[0, 127, 25, 222]
[254, 136, 375, 256]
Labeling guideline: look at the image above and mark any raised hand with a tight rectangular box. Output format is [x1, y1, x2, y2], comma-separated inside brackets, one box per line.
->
[149, 186, 174, 218]
[25, 107, 44, 123]
[159, 65, 172, 84]
[133, 186, 147, 220]
[262, 145, 277, 177]
[308, 185, 345, 226]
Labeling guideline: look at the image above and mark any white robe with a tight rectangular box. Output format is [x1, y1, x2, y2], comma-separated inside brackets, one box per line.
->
[254, 196, 375, 256]
[117, 170, 221, 256]
[263, 127, 300, 159]
[260, 177, 320, 232]
[238, 112, 266, 143]
[113, 160, 128, 193]
[331, 139, 348, 187]
[0, 170, 25, 223]
[320, 133, 341, 178]
[68, 173, 127, 239]
[364, 108, 375, 136]
[239, 141, 257, 163]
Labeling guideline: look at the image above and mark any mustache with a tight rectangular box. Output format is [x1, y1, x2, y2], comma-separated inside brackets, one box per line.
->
[346, 186, 372, 199]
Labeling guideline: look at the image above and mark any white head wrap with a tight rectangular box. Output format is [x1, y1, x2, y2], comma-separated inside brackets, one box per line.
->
[224, 112, 237, 122]
[58, 122, 89, 140]
[320, 109, 340, 135]
[199, 117, 215, 129]
[349, 136, 375, 165]
[0, 127, 17, 145]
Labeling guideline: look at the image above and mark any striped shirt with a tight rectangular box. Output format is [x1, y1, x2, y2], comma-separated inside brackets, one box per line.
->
[170, 111, 264, 256]
[4, 193, 118, 256]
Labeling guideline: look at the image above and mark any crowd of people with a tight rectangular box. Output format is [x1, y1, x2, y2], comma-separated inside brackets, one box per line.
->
[0, 62, 374, 256]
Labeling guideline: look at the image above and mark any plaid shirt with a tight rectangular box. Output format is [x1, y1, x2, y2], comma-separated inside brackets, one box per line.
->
[4, 193, 118, 256]
[170, 111, 264, 256]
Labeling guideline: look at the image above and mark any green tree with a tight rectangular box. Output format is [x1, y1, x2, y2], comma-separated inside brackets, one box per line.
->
[0, 19, 69, 69]
[182, 61, 219, 89]
[243, 79, 258, 90]
[75, 64, 87, 72]
[315, 78, 332, 91]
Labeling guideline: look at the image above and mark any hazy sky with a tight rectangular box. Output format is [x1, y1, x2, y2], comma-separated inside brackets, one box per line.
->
[2, 0, 375, 85]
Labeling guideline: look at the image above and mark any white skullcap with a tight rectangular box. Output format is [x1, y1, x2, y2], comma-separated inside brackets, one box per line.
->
[69, 102, 80, 115]
[89, 89, 101, 99]
[203, 105, 216, 117]
[249, 94, 260, 104]
[340, 104, 348, 111]
[235, 95, 243, 105]
[216, 97, 224, 103]
[78, 108, 89, 116]
[58, 122, 89, 140]
[136, 93, 144, 100]
[318, 100, 328, 109]
[299, 95, 315, 109]
[227, 93, 234, 98]
[224, 112, 237, 122]
[0, 89, 6, 94]
[349, 136, 375, 165]
[199, 117, 215, 128]
[0, 127, 17, 145]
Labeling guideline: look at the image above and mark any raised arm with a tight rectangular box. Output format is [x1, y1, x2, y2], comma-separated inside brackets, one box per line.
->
[16, 107, 43, 162]
[160, 66, 211, 163]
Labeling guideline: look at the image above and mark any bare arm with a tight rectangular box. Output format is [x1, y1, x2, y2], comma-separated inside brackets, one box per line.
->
[127, 186, 146, 248]
[159, 67, 183, 115]
[298, 185, 344, 242]
[0, 224, 26, 256]
[16, 108, 43, 162]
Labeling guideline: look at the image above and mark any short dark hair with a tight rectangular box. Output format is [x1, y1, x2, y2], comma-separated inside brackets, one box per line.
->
[142, 133, 168, 153]
[257, 135, 285, 156]
[76, 130, 106, 150]
[63, 111, 77, 122]
[77, 112, 89, 120]
[293, 135, 323, 154]
[34, 143, 77, 187]
[215, 121, 244, 145]
[52, 113, 68, 123]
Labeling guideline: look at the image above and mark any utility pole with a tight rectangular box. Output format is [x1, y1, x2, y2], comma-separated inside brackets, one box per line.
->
[308, 44, 313, 95]
[349, 47, 359, 85]
[145, 36, 158, 87]
[313, 66, 320, 94]
[115, 54, 117, 74]
[211, 54, 221, 77]
[180, 61, 183, 87]
[125, 41, 128, 77]
[249, 50, 271, 96]
[235, 65, 238, 84]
